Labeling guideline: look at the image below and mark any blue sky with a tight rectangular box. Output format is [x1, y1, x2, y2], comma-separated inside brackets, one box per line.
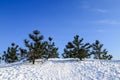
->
[0, 0, 120, 59]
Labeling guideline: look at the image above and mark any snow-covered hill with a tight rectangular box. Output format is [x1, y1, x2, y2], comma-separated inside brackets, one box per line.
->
[0, 58, 120, 80]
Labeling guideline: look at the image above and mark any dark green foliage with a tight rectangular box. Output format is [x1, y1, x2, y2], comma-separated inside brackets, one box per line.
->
[0, 29, 113, 64]
[19, 48, 28, 60]
[24, 30, 46, 64]
[44, 37, 59, 59]
[0, 56, 1, 63]
[62, 35, 91, 60]
[2, 43, 19, 63]
[91, 40, 112, 60]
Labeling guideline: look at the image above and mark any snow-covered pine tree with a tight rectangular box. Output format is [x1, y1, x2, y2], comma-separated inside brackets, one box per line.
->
[62, 35, 91, 60]
[24, 30, 46, 64]
[2, 43, 19, 63]
[91, 40, 112, 60]
[44, 37, 59, 59]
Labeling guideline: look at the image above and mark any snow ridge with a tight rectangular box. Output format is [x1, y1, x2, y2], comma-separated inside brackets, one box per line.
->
[0, 59, 120, 80]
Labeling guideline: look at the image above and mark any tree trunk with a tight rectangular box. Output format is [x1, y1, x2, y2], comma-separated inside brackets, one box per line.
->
[32, 58, 35, 64]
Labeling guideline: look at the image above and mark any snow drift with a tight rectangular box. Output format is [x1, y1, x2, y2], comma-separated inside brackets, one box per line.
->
[0, 58, 120, 80]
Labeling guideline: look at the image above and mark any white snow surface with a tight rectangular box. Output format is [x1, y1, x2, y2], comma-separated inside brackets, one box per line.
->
[0, 58, 120, 80]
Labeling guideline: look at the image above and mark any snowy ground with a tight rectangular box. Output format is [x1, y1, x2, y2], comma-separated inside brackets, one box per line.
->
[0, 58, 120, 80]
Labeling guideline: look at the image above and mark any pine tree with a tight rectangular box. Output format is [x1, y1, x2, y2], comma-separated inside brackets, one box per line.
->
[2, 43, 19, 63]
[62, 35, 91, 60]
[91, 40, 112, 60]
[45, 37, 59, 59]
[24, 30, 46, 64]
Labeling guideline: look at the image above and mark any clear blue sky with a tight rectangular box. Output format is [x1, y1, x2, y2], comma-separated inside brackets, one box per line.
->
[0, 0, 120, 59]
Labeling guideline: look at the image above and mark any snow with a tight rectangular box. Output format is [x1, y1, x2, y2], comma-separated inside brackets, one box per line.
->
[0, 58, 120, 80]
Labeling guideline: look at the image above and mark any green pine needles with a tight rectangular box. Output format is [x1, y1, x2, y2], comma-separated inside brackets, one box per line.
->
[45, 37, 59, 59]
[62, 35, 91, 60]
[91, 40, 112, 60]
[24, 30, 59, 64]
[24, 30, 46, 64]
[1, 30, 113, 64]
[2, 43, 19, 63]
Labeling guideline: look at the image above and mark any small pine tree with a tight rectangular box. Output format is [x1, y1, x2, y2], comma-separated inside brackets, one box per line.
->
[24, 30, 46, 64]
[2, 43, 19, 63]
[45, 37, 59, 59]
[91, 40, 112, 60]
[62, 35, 91, 60]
